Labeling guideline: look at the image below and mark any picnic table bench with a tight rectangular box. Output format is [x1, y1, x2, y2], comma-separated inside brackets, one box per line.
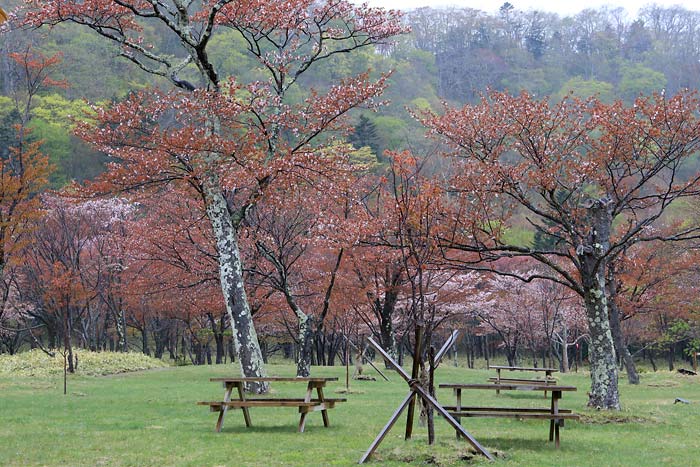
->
[198, 377, 346, 433]
[488, 365, 558, 395]
[439, 383, 578, 447]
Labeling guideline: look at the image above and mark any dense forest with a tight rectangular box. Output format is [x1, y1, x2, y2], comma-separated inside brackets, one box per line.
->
[6, 3, 700, 183]
[2, 1, 700, 409]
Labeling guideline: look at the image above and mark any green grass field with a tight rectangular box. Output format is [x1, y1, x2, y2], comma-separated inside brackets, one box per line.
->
[1, 361, 698, 466]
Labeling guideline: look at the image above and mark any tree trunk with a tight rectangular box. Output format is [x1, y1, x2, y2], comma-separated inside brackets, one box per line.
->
[582, 275, 619, 409]
[203, 178, 267, 393]
[579, 199, 620, 409]
[141, 328, 150, 356]
[296, 314, 314, 377]
[606, 265, 639, 384]
[379, 288, 399, 367]
[561, 323, 569, 373]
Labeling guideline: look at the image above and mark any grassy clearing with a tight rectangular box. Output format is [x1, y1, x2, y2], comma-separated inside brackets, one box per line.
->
[0, 362, 698, 466]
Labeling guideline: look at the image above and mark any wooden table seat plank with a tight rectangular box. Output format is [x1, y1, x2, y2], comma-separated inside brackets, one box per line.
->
[487, 377, 557, 384]
[448, 411, 579, 419]
[442, 405, 572, 414]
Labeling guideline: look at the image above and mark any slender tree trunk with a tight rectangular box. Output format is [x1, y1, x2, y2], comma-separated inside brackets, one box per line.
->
[379, 288, 399, 367]
[606, 265, 639, 384]
[203, 178, 267, 393]
[561, 322, 569, 373]
[141, 328, 150, 356]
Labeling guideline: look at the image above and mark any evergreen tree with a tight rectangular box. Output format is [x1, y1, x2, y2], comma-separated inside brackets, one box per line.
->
[349, 114, 381, 158]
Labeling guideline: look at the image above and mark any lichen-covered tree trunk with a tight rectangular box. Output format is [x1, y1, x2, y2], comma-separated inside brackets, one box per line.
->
[202, 178, 268, 393]
[582, 273, 620, 409]
[579, 199, 620, 409]
[295, 313, 315, 377]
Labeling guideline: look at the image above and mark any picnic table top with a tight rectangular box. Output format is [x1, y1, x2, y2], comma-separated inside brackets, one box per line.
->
[488, 365, 559, 372]
[439, 383, 577, 391]
[210, 376, 338, 383]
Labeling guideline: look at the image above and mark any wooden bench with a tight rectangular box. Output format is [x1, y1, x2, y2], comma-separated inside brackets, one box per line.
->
[439, 383, 578, 448]
[198, 377, 346, 432]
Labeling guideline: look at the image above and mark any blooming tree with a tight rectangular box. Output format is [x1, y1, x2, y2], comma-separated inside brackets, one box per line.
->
[419, 90, 700, 409]
[21, 0, 405, 390]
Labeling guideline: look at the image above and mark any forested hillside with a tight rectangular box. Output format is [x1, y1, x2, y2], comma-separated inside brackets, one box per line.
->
[4, 3, 700, 183]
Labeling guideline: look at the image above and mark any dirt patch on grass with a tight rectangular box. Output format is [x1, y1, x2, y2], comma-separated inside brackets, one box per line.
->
[578, 412, 653, 424]
[646, 380, 680, 388]
[377, 440, 505, 465]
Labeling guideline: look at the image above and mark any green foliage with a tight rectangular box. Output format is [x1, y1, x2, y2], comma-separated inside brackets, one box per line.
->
[556, 77, 615, 103]
[373, 115, 409, 154]
[349, 114, 381, 158]
[501, 226, 534, 248]
[618, 63, 667, 102]
[0, 349, 169, 377]
[31, 94, 95, 129]
[27, 118, 71, 186]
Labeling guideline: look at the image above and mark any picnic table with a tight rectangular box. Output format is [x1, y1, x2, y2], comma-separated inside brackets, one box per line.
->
[439, 382, 578, 447]
[488, 365, 558, 395]
[198, 377, 346, 433]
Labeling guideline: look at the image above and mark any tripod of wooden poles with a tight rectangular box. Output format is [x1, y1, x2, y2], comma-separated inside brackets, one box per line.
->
[358, 325, 493, 464]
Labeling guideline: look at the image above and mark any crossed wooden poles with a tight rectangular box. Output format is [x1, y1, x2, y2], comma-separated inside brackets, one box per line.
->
[359, 327, 493, 463]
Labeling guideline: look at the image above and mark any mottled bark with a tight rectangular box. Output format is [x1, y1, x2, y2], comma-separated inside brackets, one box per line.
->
[578, 199, 620, 410]
[296, 313, 315, 377]
[203, 177, 268, 393]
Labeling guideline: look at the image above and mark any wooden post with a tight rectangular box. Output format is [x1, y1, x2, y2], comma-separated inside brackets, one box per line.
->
[359, 335, 494, 464]
[345, 336, 350, 391]
[405, 324, 423, 440]
[427, 345, 436, 445]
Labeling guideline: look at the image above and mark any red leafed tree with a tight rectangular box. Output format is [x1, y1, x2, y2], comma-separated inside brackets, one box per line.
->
[21, 0, 405, 390]
[0, 48, 55, 341]
[609, 237, 700, 376]
[419, 90, 700, 409]
[246, 150, 366, 376]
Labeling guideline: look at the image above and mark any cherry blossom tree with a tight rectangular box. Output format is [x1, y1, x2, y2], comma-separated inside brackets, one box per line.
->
[419, 90, 700, 409]
[0, 48, 55, 349]
[21, 0, 406, 390]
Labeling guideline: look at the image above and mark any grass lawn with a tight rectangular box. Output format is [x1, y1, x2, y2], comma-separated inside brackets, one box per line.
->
[1, 361, 698, 466]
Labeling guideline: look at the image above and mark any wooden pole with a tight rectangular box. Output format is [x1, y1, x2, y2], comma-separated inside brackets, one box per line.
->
[405, 324, 423, 440]
[345, 336, 350, 391]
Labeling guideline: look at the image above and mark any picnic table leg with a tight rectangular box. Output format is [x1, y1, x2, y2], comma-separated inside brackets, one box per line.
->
[316, 384, 331, 427]
[454, 388, 462, 439]
[549, 391, 555, 442]
[496, 369, 501, 395]
[236, 382, 252, 428]
[215, 383, 234, 432]
[549, 390, 562, 447]
[298, 381, 315, 432]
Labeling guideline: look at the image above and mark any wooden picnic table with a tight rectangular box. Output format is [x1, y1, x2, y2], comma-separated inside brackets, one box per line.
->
[198, 377, 345, 433]
[439, 383, 578, 448]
